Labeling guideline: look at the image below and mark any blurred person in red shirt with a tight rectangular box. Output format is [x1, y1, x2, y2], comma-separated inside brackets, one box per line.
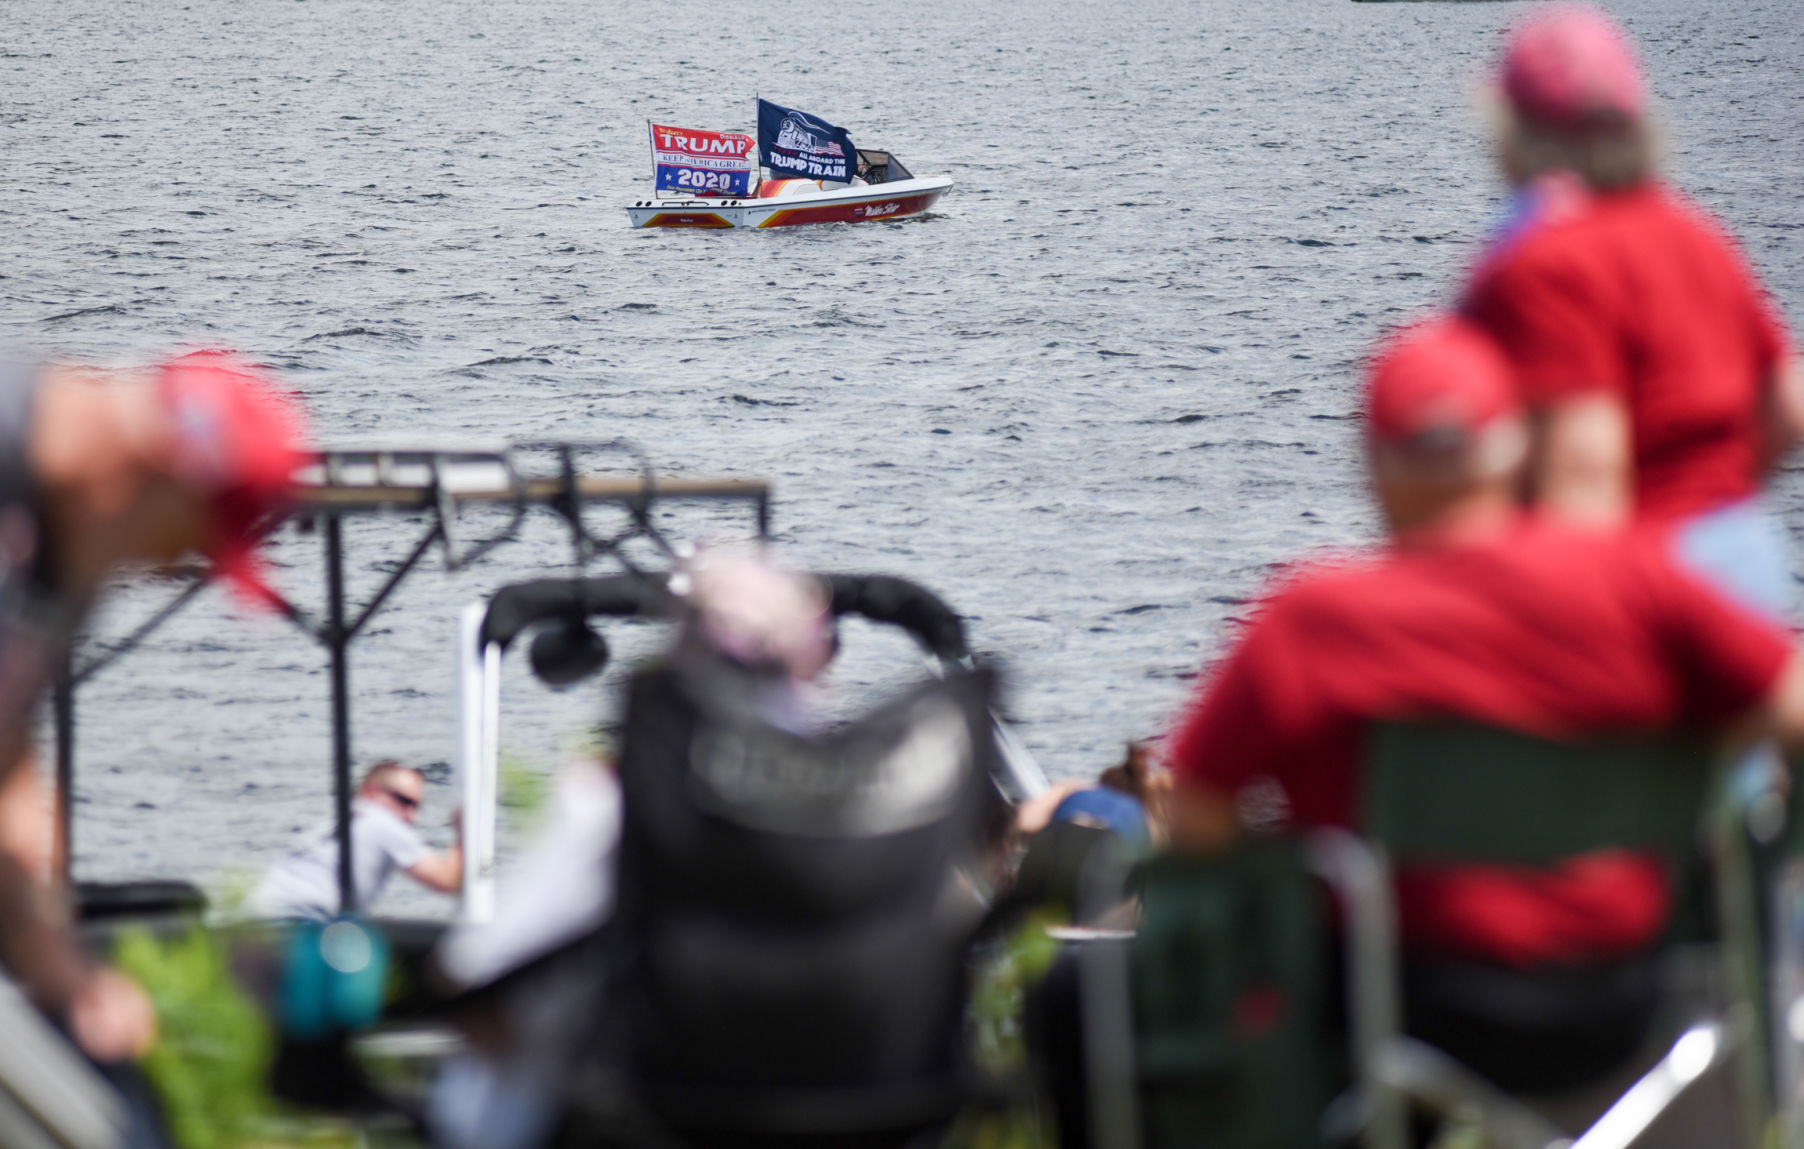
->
[0, 350, 305, 1068]
[1166, 316, 1804, 1095]
[1460, 5, 1803, 618]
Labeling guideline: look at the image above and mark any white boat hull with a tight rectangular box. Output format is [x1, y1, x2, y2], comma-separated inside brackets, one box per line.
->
[625, 176, 952, 229]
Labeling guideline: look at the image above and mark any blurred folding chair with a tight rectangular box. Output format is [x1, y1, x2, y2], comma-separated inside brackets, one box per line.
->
[1080, 722, 1772, 1149]
[1755, 751, 1804, 1149]
[569, 660, 1004, 1149]
[1088, 840, 1338, 1149]
[1314, 722, 1766, 1149]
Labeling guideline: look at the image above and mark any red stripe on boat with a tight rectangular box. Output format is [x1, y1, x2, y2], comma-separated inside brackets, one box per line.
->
[757, 194, 936, 228]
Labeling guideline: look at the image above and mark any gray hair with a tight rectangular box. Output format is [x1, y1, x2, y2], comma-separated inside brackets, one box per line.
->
[1372, 418, 1530, 490]
[1488, 94, 1660, 191]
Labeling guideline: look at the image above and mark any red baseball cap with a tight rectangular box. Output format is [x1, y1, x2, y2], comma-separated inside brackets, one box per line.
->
[1365, 316, 1519, 451]
[1501, 5, 1647, 133]
[158, 350, 309, 607]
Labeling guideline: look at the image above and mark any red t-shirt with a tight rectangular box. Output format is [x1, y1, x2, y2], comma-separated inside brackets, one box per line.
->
[1167, 520, 1791, 967]
[1463, 183, 1792, 522]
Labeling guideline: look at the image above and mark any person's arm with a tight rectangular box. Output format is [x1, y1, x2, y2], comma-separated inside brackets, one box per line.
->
[1162, 607, 1301, 855]
[1165, 781, 1242, 853]
[0, 753, 87, 1008]
[1012, 780, 1085, 837]
[0, 762, 156, 1061]
[1465, 248, 1633, 523]
[1759, 355, 1804, 474]
[406, 845, 464, 894]
[1652, 544, 1804, 749]
[1531, 392, 1634, 526]
[1758, 651, 1804, 748]
[404, 810, 464, 893]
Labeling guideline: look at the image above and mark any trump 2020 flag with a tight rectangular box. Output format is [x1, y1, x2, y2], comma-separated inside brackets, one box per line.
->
[650, 124, 755, 196]
[756, 100, 855, 184]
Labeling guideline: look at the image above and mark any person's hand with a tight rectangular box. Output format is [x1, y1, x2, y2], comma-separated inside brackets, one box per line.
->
[68, 968, 157, 1063]
[450, 808, 464, 837]
[1165, 783, 1242, 855]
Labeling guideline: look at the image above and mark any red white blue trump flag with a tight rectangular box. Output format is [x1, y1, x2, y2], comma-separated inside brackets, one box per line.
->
[650, 124, 755, 196]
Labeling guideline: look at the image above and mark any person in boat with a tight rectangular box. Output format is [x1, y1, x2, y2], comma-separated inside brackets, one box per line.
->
[0, 350, 303, 1139]
[1459, 5, 1801, 617]
[1154, 315, 1804, 1129]
[248, 759, 464, 922]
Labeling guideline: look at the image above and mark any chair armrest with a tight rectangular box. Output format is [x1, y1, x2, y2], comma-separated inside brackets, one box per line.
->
[1377, 1037, 1565, 1149]
[1305, 828, 1409, 1149]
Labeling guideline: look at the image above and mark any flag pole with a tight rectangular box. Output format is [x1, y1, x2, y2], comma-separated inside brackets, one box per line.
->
[752, 94, 763, 193]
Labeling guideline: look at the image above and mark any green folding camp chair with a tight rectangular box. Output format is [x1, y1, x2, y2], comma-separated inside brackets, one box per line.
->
[1756, 751, 1804, 1148]
[1110, 842, 1337, 1149]
[1319, 722, 1767, 1149]
[1080, 722, 1772, 1149]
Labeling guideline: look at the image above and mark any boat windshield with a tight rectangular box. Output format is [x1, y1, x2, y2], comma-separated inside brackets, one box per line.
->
[855, 149, 913, 184]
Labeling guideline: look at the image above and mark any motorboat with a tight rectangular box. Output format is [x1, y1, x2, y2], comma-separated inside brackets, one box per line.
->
[627, 163, 952, 229]
[626, 101, 953, 229]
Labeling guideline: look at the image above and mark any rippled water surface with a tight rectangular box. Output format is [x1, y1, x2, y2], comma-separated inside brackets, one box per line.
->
[3, 0, 1800, 909]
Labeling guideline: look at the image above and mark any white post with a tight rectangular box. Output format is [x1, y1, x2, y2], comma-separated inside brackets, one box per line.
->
[992, 716, 1050, 802]
[457, 602, 501, 924]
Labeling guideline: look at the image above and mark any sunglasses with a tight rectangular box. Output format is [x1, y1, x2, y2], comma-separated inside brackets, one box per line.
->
[383, 789, 421, 812]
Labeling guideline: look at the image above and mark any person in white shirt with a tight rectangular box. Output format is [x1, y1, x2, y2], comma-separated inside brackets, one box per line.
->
[250, 760, 462, 921]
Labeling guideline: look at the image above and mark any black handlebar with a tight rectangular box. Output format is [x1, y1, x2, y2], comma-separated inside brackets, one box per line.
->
[479, 572, 969, 663]
[818, 574, 968, 661]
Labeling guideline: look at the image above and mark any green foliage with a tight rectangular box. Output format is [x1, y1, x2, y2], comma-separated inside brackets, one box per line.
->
[210, 868, 260, 917]
[497, 750, 548, 816]
[950, 1107, 1053, 1149]
[970, 911, 1065, 1072]
[1426, 1107, 1486, 1149]
[497, 734, 615, 838]
[956, 913, 1065, 1149]
[113, 928, 275, 1149]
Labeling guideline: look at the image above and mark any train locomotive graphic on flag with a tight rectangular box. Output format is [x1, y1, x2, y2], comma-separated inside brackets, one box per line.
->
[756, 99, 855, 184]
[649, 124, 756, 196]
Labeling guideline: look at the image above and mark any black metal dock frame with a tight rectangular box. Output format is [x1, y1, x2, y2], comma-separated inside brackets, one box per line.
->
[53, 442, 771, 914]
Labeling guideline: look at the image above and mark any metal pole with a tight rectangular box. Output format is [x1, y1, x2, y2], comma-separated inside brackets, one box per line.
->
[52, 647, 74, 886]
[456, 604, 501, 925]
[325, 516, 355, 916]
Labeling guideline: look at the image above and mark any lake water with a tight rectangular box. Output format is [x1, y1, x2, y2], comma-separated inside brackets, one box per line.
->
[2, 0, 1800, 911]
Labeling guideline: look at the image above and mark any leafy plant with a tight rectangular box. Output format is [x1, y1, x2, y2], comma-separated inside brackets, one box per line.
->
[970, 911, 1065, 1071]
[956, 912, 1066, 1148]
[113, 927, 277, 1149]
[497, 750, 548, 816]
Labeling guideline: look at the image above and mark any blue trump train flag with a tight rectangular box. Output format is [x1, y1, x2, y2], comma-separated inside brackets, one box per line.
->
[756, 100, 855, 184]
